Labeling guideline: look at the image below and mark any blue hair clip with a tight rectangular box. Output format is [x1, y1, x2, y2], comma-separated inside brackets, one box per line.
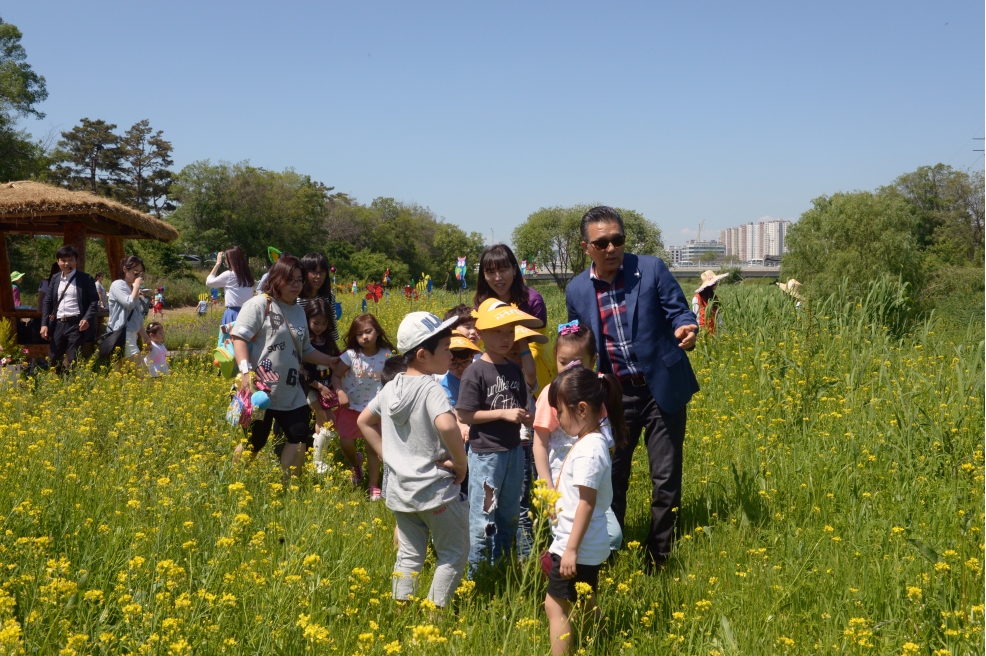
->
[557, 319, 580, 336]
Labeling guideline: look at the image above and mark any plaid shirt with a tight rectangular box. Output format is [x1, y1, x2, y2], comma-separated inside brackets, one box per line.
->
[591, 264, 641, 381]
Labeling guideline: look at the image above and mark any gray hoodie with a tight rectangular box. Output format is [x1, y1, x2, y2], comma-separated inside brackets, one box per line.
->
[366, 373, 459, 513]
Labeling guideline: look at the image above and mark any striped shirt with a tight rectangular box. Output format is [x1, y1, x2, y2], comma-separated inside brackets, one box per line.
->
[591, 265, 641, 381]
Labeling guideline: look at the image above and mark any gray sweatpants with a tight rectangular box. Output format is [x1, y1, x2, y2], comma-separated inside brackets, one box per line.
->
[392, 496, 469, 607]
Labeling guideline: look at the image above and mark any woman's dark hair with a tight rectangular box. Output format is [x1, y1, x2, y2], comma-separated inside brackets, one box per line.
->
[381, 357, 408, 387]
[224, 246, 255, 287]
[260, 254, 302, 298]
[402, 327, 453, 366]
[300, 252, 332, 298]
[145, 321, 163, 335]
[474, 244, 529, 307]
[580, 206, 624, 242]
[345, 313, 395, 354]
[120, 255, 145, 279]
[56, 245, 79, 260]
[303, 298, 340, 355]
[49, 263, 60, 277]
[698, 285, 717, 301]
[553, 324, 597, 360]
[548, 366, 628, 449]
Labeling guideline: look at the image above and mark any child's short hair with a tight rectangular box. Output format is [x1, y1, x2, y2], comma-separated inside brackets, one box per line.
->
[554, 324, 596, 359]
[381, 357, 408, 387]
[345, 314, 396, 353]
[549, 366, 628, 449]
[402, 327, 453, 366]
[443, 305, 476, 330]
[145, 322, 163, 335]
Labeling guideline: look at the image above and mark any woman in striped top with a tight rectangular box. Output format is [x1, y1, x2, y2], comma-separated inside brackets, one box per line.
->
[297, 252, 340, 343]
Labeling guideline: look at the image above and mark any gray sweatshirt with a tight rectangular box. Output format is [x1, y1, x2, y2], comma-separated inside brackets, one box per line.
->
[365, 373, 459, 513]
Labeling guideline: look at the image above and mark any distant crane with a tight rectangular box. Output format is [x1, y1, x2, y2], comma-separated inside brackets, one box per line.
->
[696, 218, 706, 243]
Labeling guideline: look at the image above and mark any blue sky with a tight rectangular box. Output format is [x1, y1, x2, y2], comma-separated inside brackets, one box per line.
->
[7, 1, 984, 246]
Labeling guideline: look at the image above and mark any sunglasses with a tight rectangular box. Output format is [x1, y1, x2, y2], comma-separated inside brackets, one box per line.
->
[588, 234, 626, 250]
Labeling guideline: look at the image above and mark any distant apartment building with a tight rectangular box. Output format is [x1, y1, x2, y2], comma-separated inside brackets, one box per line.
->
[669, 239, 724, 266]
[720, 219, 792, 263]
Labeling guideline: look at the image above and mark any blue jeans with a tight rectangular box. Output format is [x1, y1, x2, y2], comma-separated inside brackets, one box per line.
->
[468, 446, 525, 571]
[515, 442, 535, 559]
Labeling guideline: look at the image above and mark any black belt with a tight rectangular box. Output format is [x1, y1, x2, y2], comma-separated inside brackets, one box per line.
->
[621, 374, 647, 387]
[57, 315, 81, 323]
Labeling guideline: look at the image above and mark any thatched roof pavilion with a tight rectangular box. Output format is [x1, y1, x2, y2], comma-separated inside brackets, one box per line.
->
[0, 181, 180, 356]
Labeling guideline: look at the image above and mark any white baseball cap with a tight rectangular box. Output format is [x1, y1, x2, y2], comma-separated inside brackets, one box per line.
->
[397, 311, 458, 353]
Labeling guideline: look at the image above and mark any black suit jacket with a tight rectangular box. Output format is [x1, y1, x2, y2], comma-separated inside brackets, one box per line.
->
[41, 270, 100, 337]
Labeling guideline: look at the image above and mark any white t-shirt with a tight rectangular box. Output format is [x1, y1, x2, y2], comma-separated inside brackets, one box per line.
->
[548, 431, 613, 566]
[339, 348, 393, 411]
[206, 270, 255, 308]
[144, 342, 170, 377]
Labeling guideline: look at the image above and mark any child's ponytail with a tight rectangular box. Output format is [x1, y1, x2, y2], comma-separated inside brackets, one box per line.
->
[549, 366, 628, 448]
[598, 373, 628, 449]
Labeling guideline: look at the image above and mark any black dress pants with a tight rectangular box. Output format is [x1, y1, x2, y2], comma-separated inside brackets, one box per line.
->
[49, 319, 86, 372]
[610, 384, 686, 564]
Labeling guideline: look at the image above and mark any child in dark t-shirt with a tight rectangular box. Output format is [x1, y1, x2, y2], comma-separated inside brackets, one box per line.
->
[456, 299, 544, 571]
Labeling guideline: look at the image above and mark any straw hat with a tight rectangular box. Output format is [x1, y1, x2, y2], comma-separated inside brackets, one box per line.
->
[449, 335, 481, 352]
[472, 298, 544, 330]
[9, 271, 25, 283]
[514, 324, 549, 345]
[776, 278, 804, 300]
[695, 270, 728, 293]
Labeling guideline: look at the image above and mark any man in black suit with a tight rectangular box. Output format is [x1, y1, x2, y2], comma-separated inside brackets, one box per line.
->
[39, 245, 99, 372]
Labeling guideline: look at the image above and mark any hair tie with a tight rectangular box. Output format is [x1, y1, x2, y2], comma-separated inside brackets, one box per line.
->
[598, 372, 605, 379]
[558, 319, 580, 336]
[564, 360, 582, 371]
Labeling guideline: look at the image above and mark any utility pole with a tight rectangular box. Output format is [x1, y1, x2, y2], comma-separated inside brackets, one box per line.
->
[974, 138, 984, 168]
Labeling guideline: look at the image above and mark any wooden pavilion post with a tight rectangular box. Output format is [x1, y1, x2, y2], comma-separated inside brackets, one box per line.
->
[0, 233, 14, 313]
[104, 236, 125, 281]
[63, 222, 87, 272]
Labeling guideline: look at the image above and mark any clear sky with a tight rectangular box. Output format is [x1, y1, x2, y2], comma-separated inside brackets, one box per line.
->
[6, 1, 984, 246]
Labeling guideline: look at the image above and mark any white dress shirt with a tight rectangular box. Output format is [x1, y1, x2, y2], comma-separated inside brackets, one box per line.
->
[55, 270, 81, 318]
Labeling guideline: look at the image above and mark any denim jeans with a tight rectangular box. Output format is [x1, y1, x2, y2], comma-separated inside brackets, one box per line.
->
[515, 442, 536, 559]
[467, 446, 525, 570]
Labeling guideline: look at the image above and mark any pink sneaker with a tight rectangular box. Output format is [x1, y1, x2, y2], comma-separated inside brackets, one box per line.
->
[351, 452, 364, 486]
[369, 486, 382, 501]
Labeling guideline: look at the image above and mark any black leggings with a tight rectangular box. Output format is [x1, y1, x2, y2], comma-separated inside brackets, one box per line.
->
[249, 406, 312, 453]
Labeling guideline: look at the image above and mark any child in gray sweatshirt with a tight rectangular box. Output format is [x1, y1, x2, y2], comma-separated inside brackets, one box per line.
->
[357, 312, 468, 607]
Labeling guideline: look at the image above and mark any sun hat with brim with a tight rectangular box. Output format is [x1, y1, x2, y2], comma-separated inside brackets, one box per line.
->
[776, 278, 804, 300]
[695, 270, 728, 293]
[449, 335, 482, 352]
[514, 324, 549, 344]
[9, 271, 25, 283]
[397, 311, 459, 353]
[472, 298, 544, 330]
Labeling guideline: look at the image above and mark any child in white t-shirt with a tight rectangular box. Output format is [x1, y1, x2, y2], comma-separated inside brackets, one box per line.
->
[143, 322, 169, 378]
[332, 313, 396, 499]
[543, 365, 628, 656]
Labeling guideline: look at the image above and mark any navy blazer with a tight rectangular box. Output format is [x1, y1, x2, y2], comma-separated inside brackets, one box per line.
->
[41, 270, 100, 337]
[565, 253, 699, 414]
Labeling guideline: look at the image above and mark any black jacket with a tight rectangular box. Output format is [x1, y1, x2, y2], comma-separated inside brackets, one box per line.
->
[41, 270, 100, 336]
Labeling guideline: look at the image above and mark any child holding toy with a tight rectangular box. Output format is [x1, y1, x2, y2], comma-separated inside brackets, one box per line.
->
[356, 311, 467, 609]
[455, 298, 542, 571]
[543, 365, 627, 655]
[303, 298, 341, 474]
[333, 313, 396, 499]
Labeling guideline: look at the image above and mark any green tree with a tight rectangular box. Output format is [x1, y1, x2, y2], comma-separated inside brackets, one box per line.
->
[697, 249, 720, 264]
[432, 222, 485, 289]
[0, 16, 50, 182]
[781, 190, 923, 300]
[117, 119, 174, 215]
[50, 118, 122, 194]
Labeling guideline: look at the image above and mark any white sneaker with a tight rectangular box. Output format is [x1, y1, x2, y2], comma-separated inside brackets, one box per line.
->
[312, 431, 329, 474]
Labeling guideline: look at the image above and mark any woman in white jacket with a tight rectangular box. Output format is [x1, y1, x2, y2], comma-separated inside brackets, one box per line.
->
[207, 245, 255, 324]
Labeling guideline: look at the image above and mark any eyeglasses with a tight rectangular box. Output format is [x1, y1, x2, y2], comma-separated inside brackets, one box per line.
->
[588, 234, 626, 250]
[287, 278, 304, 286]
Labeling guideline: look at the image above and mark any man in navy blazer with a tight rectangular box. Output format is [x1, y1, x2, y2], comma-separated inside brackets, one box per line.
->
[565, 206, 699, 569]
[39, 245, 99, 372]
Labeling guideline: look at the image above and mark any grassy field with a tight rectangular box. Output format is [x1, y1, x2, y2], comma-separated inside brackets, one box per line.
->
[0, 282, 982, 655]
